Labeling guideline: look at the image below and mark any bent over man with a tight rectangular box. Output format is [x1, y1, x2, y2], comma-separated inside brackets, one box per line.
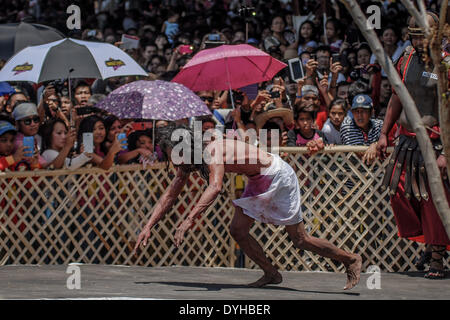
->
[134, 124, 362, 290]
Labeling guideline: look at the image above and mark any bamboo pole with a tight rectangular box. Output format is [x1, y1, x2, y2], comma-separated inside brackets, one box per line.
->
[340, 0, 450, 238]
[430, 0, 450, 177]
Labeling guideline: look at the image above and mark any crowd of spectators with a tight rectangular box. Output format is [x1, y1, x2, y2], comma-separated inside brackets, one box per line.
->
[1, 0, 443, 172]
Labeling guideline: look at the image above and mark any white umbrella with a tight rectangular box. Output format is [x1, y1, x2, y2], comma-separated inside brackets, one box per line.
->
[0, 38, 148, 83]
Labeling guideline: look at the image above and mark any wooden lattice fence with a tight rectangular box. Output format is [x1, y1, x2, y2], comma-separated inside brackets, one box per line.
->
[1, 147, 447, 272]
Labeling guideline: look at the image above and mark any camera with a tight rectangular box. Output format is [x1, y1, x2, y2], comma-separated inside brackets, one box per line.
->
[178, 45, 194, 55]
[270, 91, 280, 99]
[238, 5, 256, 19]
[234, 91, 244, 103]
[76, 106, 101, 115]
[49, 79, 65, 93]
[349, 69, 361, 81]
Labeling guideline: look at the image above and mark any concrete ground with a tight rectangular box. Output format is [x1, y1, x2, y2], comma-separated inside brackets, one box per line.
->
[0, 265, 449, 300]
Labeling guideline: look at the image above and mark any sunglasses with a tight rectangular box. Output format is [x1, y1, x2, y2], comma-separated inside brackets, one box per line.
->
[200, 96, 214, 103]
[21, 116, 40, 126]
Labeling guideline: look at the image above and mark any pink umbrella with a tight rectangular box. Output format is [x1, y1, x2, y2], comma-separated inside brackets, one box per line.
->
[171, 44, 287, 92]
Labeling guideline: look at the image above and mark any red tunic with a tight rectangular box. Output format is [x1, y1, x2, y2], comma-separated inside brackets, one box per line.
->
[390, 50, 450, 249]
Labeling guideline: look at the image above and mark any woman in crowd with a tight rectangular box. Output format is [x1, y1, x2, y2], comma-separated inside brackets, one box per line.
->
[370, 26, 403, 65]
[104, 115, 123, 154]
[269, 16, 291, 55]
[77, 115, 124, 171]
[324, 18, 343, 52]
[296, 20, 318, 55]
[40, 118, 91, 170]
[321, 99, 348, 145]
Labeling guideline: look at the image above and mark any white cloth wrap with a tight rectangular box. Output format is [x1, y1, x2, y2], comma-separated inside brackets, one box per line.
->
[233, 154, 303, 225]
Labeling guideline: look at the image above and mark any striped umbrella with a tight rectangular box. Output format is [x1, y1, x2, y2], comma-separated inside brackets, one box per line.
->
[0, 38, 148, 83]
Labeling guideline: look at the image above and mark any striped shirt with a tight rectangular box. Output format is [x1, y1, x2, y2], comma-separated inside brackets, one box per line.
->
[340, 116, 383, 146]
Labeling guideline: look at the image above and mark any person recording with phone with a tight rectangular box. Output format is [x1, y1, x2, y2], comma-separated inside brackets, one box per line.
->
[76, 115, 126, 170]
[38, 83, 71, 126]
[12, 102, 46, 169]
[305, 46, 346, 87]
[40, 118, 92, 170]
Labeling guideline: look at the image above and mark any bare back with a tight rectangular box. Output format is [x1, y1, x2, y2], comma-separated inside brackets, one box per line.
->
[206, 139, 273, 177]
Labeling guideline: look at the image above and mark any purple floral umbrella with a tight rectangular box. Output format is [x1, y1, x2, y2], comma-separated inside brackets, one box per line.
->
[95, 80, 211, 120]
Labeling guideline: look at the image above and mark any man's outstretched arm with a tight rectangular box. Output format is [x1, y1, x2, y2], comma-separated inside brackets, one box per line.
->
[174, 162, 224, 247]
[133, 167, 189, 254]
[377, 93, 403, 160]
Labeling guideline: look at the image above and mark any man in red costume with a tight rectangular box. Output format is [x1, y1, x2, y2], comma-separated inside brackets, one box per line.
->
[377, 12, 450, 279]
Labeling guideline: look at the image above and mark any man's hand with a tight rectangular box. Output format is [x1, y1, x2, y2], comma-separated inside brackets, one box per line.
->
[437, 154, 447, 178]
[376, 134, 388, 161]
[316, 74, 329, 94]
[330, 61, 343, 75]
[305, 59, 318, 77]
[43, 84, 56, 100]
[362, 143, 377, 165]
[251, 90, 270, 108]
[133, 225, 152, 256]
[231, 107, 242, 123]
[281, 131, 288, 147]
[174, 217, 194, 247]
[66, 127, 77, 149]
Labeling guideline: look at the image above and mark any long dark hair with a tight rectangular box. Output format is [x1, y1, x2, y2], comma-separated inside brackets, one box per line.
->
[155, 123, 210, 181]
[40, 117, 68, 153]
[104, 114, 120, 143]
[77, 115, 107, 155]
[298, 20, 317, 45]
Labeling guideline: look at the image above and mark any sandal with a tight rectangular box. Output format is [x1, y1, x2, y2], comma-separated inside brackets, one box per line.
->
[415, 250, 432, 271]
[424, 247, 447, 279]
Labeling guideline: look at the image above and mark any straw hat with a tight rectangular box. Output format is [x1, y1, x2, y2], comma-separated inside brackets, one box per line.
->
[254, 108, 294, 131]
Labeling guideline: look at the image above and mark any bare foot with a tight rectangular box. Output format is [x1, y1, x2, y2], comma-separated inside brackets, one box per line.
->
[344, 254, 362, 290]
[248, 271, 282, 288]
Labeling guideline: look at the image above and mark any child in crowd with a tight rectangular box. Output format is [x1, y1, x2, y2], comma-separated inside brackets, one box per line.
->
[322, 99, 348, 145]
[161, 10, 179, 44]
[0, 120, 27, 170]
[118, 130, 158, 165]
[287, 105, 327, 147]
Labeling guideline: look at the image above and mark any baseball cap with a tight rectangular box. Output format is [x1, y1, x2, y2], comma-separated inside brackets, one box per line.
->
[305, 41, 318, 49]
[12, 102, 38, 121]
[301, 85, 319, 97]
[351, 94, 373, 110]
[0, 120, 17, 136]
